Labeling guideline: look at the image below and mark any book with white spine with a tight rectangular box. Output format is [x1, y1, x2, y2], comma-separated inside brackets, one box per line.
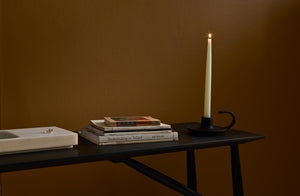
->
[90, 120, 171, 132]
[79, 128, 178, 146]
[86, 125, 172, 136]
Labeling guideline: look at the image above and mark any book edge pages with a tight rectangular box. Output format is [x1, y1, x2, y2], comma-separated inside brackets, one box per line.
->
[99, 138, 176, 145]
[86, 125, 172, 136]
[79, 129, 101, 145]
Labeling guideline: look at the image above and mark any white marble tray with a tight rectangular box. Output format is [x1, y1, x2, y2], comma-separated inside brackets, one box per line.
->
[0, 126, 78, 155]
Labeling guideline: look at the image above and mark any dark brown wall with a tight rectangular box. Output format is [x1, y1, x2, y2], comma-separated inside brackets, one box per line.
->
[1, 0, 300, 195]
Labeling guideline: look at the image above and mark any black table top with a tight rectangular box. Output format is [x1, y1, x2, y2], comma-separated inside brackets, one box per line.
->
[0, 123, 264, 173]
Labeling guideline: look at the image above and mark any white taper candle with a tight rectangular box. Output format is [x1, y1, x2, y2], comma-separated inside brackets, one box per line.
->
[203, 33, 212, 118]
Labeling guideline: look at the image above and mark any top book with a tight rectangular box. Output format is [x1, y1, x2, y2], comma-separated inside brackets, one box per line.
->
[104, 116, 161, 127]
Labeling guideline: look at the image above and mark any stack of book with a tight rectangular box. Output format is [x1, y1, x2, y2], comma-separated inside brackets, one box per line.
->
[79, 116, 178, 145]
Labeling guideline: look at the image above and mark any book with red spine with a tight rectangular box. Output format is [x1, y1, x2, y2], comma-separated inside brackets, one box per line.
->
[104, 116, 161, 127]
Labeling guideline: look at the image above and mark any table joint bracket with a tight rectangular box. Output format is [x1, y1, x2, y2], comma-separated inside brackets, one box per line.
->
[112, 158, 202, 196]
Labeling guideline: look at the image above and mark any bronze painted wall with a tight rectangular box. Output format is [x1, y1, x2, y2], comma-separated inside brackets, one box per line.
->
[1, 0, 300, 195]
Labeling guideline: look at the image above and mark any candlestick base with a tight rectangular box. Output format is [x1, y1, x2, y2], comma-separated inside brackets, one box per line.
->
[188, 111, 236, 136]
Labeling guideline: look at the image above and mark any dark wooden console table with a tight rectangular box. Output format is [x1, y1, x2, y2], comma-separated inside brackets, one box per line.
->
[0, 123, 264, 196]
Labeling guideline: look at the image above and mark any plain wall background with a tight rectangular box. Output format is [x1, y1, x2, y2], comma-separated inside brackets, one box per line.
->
[0, 0, 299, 195]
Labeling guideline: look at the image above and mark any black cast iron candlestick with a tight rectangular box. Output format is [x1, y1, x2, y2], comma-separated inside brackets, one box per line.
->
[188, 111, 236, 135]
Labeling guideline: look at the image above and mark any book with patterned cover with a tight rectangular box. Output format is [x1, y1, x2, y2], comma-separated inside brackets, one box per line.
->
[104, 116, 161, 127]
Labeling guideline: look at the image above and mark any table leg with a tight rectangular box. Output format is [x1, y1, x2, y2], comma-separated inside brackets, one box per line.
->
[0, 173, 2, 196]
[187, 149, 197, 192]
[230, 144, 244, 196]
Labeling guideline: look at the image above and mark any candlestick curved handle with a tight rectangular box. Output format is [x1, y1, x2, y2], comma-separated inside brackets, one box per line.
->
[218, 111, 236, 129]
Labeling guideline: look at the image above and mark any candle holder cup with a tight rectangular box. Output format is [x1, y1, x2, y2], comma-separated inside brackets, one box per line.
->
[188, 111, 236, 136]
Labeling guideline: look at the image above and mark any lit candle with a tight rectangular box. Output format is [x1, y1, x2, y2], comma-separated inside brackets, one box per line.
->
[203, 33, 212, 118]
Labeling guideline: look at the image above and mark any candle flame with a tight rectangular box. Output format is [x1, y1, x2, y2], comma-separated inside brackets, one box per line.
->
[208, 33, 212, 39]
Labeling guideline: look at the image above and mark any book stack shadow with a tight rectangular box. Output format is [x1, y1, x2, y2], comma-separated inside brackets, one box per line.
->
[79, 116, 178, 146]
